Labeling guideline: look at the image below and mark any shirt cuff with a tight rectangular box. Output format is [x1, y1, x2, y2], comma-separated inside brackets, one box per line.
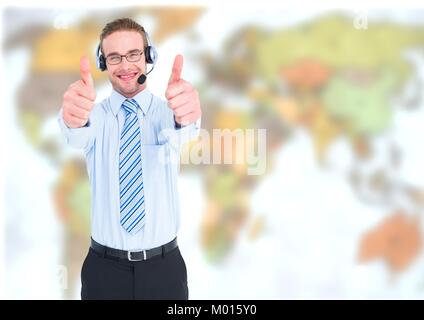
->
[57, 108, 93, 150]
[160, 116, 201, 146]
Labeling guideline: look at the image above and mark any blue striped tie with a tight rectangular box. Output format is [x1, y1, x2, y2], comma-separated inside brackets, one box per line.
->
[119, 99, 145, 234]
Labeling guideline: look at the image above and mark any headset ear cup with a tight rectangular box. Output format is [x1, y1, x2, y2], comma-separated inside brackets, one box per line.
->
[143, 31, 158, 65]
[144, 46, 158, 65]
[99, 55, 107, 71]
[96, 44, 107, 71]
[145, 46, 152, 64]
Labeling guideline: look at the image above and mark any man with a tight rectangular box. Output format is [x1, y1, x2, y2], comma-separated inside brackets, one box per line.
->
[57, 18, 201, 300]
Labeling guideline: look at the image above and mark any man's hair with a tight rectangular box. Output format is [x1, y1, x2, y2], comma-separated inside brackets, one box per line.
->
[100, 18, 147, 53]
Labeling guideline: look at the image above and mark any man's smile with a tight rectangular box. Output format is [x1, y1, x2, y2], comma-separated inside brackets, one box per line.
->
[117, 72, 138, 82]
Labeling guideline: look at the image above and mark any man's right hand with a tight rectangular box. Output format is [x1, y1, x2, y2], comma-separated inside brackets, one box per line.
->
[62, 56, 96, 128]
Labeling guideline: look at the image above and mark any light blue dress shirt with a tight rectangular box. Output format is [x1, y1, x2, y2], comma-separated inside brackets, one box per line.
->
[58, 88, 200, 250]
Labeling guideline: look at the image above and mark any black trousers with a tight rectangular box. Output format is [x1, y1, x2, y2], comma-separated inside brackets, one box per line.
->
[80, 244, 189, 300]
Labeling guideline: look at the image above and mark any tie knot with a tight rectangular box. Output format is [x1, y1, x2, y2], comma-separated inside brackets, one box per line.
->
[122, 99, 138, 114]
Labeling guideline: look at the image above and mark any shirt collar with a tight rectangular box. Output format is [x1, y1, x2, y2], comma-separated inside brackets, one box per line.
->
[109, 88, 152, 116]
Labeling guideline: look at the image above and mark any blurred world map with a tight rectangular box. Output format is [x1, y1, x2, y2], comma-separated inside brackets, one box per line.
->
[4, 6, 424, 299]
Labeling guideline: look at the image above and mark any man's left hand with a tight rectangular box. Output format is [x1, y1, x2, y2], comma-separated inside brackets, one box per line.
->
[165, 54, 201, 127]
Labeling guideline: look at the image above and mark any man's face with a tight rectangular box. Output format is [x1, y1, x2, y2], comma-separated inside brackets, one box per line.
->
[102, 30, 147, 98]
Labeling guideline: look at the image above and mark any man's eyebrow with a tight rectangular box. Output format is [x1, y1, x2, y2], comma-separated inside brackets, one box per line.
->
[106, 49, 142, 57]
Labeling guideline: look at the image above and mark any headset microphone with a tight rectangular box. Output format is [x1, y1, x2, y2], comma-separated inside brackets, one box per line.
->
[137, 64, 155, 85]
[137, 74, 147, 85]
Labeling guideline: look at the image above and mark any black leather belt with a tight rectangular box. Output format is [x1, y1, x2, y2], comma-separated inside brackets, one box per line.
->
[90, 237, 178, 262]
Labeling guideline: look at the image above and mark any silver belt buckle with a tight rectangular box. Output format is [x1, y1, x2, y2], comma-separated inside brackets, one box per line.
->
[127, 250, 147, 261]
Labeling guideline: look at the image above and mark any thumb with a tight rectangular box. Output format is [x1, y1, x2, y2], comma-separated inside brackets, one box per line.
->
[168, 54, 183, 85]
[80, 56, 94, 88]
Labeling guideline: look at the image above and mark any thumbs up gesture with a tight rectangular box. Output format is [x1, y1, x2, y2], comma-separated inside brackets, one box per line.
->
[62, 56, 96, 128]
[165, 55, 201, 126]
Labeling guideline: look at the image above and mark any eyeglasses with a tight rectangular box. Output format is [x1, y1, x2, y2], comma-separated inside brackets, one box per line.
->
[106, 50, 144, 65]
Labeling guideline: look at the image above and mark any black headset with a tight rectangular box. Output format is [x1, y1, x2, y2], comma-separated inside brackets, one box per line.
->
[96, 30, 158, 72]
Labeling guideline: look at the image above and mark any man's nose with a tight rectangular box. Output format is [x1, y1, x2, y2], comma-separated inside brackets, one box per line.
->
[120, 57, 132, 68]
